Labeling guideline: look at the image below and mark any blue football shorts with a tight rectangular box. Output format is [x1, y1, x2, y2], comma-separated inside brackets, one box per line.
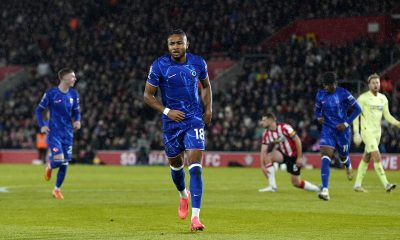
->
[48, 136, 73, 164]
[319, 126, 351, 157]
[163, 123, 205, 158]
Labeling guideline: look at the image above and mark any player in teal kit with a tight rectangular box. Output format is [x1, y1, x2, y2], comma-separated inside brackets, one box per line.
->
[143, 29, 212, 231]
[315, 72, 361, 201]
[35, 68, 81, 199]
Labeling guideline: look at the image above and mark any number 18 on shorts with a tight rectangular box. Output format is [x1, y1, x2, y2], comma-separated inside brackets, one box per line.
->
[163, 126, 205, 158]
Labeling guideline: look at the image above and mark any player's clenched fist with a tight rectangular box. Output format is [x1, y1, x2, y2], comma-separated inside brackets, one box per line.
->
[41, 126, 50, 134]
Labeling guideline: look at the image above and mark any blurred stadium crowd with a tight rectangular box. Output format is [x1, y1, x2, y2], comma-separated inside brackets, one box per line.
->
[1, 0, 400, 157]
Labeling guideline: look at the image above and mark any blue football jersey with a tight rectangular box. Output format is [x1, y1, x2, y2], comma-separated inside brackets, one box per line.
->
[314, 87, 358, 129]
[36, 87, 80, 144]
[147, 53, 208, 131]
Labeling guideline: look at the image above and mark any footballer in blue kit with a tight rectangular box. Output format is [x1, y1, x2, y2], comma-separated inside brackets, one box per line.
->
[314, 72, 361, 201]
[35, 68, 81, 200]
[144, 29, 212, 231]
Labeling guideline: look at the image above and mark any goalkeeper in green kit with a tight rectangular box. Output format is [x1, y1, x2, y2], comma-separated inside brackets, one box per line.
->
[353, 73, 399, 193]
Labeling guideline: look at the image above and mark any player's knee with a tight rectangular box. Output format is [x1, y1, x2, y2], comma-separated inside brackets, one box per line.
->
[370, 152, 381, 162]
[187, 150, 203, 164]
[169, 160, 183, 168]
[168, 154, 184, 168]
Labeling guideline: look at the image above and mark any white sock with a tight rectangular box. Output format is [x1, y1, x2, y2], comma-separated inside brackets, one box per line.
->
[266, 164, 277, 188]
[191, 208, 200, 219]
[303, 181, 320, 192]
[179, 188, 188, 199]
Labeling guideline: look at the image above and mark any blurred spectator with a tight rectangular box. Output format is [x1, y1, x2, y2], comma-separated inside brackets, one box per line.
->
[380, 75, 394, 94]
[35, 131, 48, 164]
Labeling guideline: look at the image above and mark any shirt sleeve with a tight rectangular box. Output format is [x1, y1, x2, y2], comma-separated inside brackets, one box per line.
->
[314, 91, 322, 119]
[146, 61, 162, 87]
[343, 89, 357, 106]
[262, 130, 270, 145]
[36, 91, 50, 127]
[198, 57, 208, 80]
[38, 92, 49, 109]
[283, 124, 296, 138]
[72, 91, 81, 122]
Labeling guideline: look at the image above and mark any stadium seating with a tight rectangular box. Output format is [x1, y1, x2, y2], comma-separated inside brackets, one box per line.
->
[1, 0, 399, 156]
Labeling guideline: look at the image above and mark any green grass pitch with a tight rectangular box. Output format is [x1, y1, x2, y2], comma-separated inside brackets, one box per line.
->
[0, 164, 399, 240]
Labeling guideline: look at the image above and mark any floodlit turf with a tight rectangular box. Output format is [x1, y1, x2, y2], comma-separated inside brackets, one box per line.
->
[0, 164, 399, 240]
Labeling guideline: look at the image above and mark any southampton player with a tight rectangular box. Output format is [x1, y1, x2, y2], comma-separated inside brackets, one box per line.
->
[143, 29, 212, 231]
[35, 68, 81, 199]
[315, 72, 361, 200]
[258, 113, 320, 193]
[352, 73, 398, 193]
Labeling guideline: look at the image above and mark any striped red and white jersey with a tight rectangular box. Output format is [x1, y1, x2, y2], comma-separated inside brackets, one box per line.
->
[262, 122, 298, 157]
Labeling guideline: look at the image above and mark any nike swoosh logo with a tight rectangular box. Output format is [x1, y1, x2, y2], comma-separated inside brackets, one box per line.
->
[54, 99, 62, 103]
[168, 74, 176, 78]
[193, 194, 200, 197]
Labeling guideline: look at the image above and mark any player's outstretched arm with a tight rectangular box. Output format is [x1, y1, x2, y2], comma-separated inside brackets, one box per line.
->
[200, 77, 212, 125]
[382, 99, 400, 128]
[143, 83, 185, 122]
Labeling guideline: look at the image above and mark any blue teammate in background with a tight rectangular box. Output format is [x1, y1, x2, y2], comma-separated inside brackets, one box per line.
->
[35, 68, 81, 200]
[315, 72, 361, 201]
[144, 29, 212, 231]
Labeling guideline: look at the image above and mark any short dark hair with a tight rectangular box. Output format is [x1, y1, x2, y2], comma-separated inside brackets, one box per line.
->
[322, 72, 337, 84]
[168, 28, 187, 38]
[58, 68, 74, 80]
[264, 112, 276, 121]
